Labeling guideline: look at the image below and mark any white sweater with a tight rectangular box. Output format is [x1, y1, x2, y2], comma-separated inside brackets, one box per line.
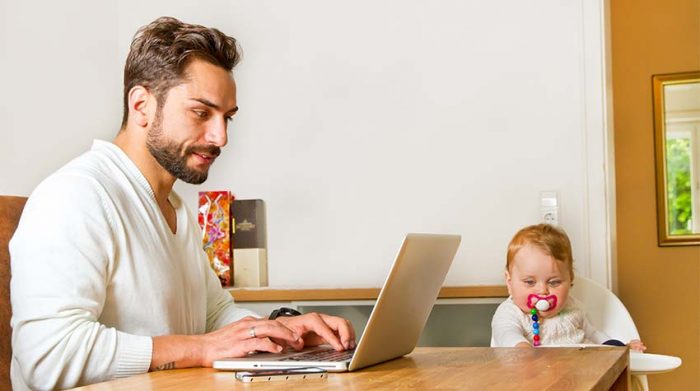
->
[491, 296, 609, 347]
[9, 140, 257, 390]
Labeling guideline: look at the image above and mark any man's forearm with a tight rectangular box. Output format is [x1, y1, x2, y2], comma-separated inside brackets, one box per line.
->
[151, 335, 203, 371]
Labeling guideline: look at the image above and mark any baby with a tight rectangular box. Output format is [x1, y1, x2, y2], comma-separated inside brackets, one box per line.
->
[491, 224, 645, 351]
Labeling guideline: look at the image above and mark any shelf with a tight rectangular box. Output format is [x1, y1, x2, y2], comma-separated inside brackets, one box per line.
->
[228, 285, 508, 302]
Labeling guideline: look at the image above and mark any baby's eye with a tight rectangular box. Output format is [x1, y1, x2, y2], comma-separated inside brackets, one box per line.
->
[548, 280, 562, 287]
[524, 280, 536, 287]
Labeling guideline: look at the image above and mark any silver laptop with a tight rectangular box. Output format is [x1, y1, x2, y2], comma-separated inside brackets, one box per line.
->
[213, 233, 461, 372]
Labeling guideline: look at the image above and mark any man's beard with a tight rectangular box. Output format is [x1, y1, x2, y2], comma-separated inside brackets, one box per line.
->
[146, 111, 221, 185]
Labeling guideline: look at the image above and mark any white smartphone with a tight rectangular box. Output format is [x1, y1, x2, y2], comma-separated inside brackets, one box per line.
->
[235, 367, 328, 383]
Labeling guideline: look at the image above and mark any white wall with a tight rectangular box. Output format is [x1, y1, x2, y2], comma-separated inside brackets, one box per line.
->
[1, 0, 615, 288]
[0, 1, 121, 195]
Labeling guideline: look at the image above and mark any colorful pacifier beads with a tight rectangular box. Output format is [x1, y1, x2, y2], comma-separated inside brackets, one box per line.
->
[530, 308, 541, 346]
[527, 294, 556, 347]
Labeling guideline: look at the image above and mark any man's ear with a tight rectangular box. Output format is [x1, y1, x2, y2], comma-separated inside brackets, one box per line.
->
[127, 86, 153, 128]
[505, 270, 513, 296]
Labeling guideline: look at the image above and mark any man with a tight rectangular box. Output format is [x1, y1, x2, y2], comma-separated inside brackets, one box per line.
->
[9, 17, 355, 389]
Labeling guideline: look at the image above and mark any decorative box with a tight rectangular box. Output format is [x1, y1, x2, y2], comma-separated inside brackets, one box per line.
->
[198, 191, 233, 286]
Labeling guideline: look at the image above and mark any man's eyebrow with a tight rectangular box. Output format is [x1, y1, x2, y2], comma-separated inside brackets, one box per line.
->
[190, 98, 238, 114]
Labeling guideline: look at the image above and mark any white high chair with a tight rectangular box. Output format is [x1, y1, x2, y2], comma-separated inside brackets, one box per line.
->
[570, 276, 682, 390]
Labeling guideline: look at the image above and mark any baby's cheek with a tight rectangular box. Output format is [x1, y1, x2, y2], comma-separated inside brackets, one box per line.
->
[513, 294, 531, 313]
[549, 296, 569, 316]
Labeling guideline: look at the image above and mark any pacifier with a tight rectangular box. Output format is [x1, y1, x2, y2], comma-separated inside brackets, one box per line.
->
[527, 294, 557, 312]
[527, 294, 558, 347]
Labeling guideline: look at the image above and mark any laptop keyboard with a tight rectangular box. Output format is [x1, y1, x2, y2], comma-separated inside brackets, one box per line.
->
[281, 347, 355, 362]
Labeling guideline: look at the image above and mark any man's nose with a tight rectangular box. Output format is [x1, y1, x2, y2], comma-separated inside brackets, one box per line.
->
[205, 118, 228, 147]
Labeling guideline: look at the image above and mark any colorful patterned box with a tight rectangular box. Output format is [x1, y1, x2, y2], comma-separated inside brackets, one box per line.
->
[198, 191, 233, 287]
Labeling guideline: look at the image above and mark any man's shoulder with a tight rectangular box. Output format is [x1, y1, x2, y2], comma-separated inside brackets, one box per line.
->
[56, 143, 121, 181]
[27, 143, 132, 214]
[38, 141, 134, 197]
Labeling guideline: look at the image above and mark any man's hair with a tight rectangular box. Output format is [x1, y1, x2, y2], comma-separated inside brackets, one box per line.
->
[121, 16, 241, 128]
[506, 224, 575, 280]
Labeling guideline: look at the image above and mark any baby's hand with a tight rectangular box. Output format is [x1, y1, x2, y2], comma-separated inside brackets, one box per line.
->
[628, 339, 646, 352]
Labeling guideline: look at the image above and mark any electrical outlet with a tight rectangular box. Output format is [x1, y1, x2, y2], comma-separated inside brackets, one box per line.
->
[543, 210, 558, 225]
[540, 191, 559, 225]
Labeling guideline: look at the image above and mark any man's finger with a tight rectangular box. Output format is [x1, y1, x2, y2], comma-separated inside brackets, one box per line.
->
[238, 337, 284, 356]
[240, 320, 299, 343]
[321, 314, 356, 349]
[303, 313, 344, 351]
[270, 336, 304, 351]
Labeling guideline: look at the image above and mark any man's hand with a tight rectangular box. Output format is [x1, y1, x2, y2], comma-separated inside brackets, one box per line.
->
[275, 312, 356, 351]
[151, 316, 302, 369]
[151, 313, 356, 370]
[197, 316, 305, 366]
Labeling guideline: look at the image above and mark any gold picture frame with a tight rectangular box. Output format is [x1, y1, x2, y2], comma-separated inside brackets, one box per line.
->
[653, 71, 700, 246]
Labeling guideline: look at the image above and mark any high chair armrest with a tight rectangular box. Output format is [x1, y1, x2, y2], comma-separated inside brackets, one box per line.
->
[630, 352, 682, 375]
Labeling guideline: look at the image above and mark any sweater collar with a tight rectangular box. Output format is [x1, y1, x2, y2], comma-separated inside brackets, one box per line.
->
[91, 139, 159, 201]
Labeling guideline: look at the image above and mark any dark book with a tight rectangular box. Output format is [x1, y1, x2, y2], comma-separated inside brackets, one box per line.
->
[231, 199, 267, 249]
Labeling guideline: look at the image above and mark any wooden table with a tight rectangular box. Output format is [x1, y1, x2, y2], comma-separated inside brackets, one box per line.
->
[73, 347, 629, 390]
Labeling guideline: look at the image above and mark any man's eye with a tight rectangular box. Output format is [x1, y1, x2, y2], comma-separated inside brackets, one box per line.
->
[225, 116, 233, 123]
[194, 110, 208, 119]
